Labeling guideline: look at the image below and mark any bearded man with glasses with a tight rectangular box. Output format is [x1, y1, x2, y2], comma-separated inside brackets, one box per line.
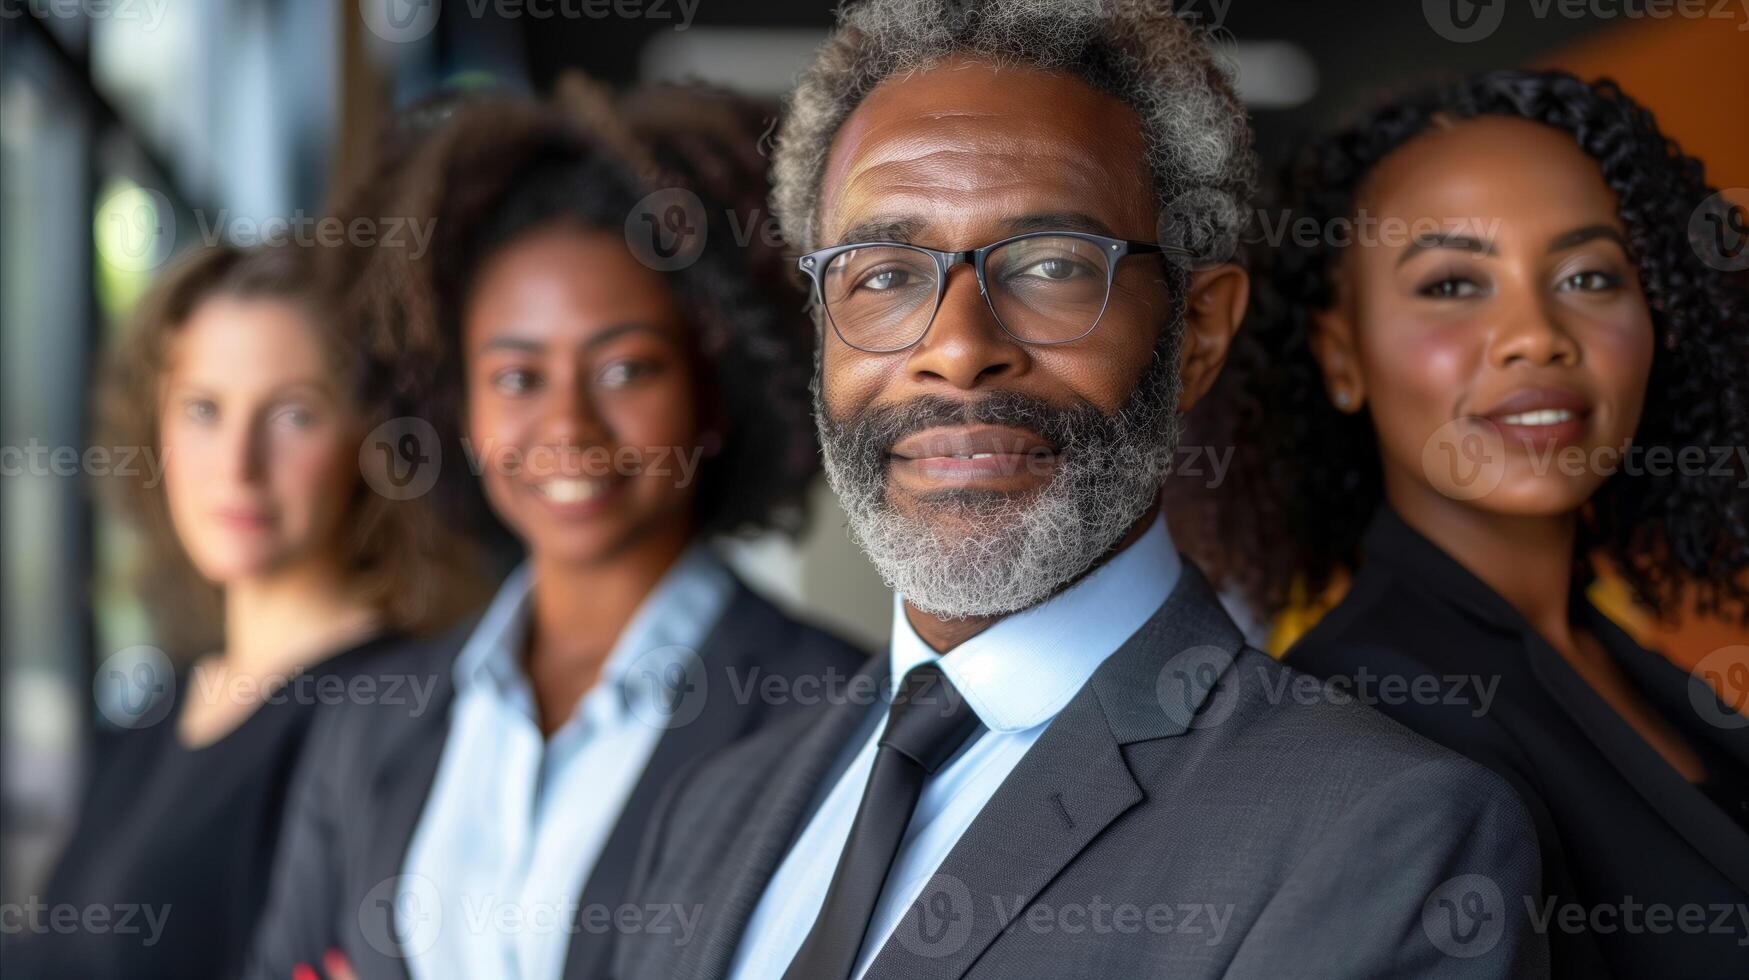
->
[615, 3, 1549, 979]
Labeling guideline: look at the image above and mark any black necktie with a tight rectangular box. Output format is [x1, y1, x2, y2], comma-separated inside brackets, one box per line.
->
[780, 663, 984, 980]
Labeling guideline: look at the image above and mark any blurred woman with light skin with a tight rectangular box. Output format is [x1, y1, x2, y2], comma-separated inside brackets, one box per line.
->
[11, 242, 474, 980]
[1222, 70, 1749, 977]
[160, 271, 383, 740]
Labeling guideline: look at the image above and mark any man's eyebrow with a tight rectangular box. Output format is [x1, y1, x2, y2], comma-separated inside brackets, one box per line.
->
[1397, 230, 1496, 267]
[1547, 224, 1626, 254]
[830, 211, 1121, 249]
[833, 217, 928, 247]
[1002, 212, 1118, 238]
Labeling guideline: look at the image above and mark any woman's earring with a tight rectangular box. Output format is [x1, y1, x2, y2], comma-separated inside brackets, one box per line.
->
[1333, 390, 1353, 410]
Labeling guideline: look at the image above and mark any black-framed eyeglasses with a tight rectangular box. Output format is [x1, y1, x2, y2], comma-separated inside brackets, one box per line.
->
[797, 231, 1191, 353]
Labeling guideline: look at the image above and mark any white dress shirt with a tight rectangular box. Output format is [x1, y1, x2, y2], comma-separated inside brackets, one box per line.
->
[728, 515, 1181, 980]
[399, 545, 735, 980]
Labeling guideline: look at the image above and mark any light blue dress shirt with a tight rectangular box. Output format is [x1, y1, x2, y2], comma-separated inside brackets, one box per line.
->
[399, 545, 735, 980]
[728, 515, 1181, 980]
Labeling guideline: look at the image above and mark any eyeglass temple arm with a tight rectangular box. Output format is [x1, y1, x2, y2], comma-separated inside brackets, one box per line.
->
[1125, 241, 1197, 258]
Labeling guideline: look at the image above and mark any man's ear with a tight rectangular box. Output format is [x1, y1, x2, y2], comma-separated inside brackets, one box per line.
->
[1176, 263, 1249, 411]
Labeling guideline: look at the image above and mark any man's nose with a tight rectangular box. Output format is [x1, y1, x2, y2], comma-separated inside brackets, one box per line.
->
[902, 265, 1030, 391]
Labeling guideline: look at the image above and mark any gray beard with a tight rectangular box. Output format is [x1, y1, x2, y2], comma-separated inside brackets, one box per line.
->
[815, 328, 1185, 621]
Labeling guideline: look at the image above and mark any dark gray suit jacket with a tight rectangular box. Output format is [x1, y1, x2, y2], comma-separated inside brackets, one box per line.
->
[615, 564, 1550, 979]
[244, 581, 866, 980]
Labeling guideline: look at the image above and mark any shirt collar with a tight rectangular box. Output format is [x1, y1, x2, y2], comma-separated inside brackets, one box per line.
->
[454, 562, 536, 696]
[600, 544, 737, 717]
[888, 514, 1181, 734]
[453, 545, 738, 723]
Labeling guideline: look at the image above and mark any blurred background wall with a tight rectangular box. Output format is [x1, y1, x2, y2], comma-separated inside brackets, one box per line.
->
[3, 0, 1745, 905]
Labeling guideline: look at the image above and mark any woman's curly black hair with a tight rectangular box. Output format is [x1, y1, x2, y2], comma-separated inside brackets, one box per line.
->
[1215, 69, 1749, 624]
[362, 81, 819, 542]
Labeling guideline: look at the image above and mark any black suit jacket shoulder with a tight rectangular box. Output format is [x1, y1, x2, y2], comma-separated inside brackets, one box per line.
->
[617, 563, 1548, 980]
[1286, 508, 1749, 980]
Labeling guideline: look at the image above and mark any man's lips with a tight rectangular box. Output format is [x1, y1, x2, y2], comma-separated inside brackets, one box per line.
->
[888, 425, 1057, 485]
[889, 425, 1055, 461]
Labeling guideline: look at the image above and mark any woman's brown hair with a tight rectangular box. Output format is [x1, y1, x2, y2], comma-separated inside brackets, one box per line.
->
[96, 240, 482, 657]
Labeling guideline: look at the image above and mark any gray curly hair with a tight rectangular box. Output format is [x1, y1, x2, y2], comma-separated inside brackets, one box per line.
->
[772, 0, 1257, 262]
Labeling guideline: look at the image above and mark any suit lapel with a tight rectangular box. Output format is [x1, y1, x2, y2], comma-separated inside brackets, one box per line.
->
[1370, 508, 1749, 893]
[1616, 628, 1749, 772]
[1530, 618, 1749, 894]
[865, 564, 1244, 980]
[680, 653, 888, 980]
[864, 689, 1143, 980]
[560, 586, 781, 980]
[360, 653, 459, 980]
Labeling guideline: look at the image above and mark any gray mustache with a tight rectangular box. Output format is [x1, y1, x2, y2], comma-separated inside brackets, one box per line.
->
[826, 392, 1109, 460]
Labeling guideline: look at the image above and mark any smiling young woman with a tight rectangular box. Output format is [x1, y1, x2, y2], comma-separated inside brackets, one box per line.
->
[1221, 69, 1749, 978]
[242, 85, 865, 980]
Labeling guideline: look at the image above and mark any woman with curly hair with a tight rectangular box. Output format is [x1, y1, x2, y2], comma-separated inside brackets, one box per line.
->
[11, 241, 480, 980]
[1224, 69, 1749, 977]
[245, 84, 864, 980]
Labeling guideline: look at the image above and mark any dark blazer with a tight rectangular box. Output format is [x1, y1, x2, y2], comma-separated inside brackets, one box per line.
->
[615, 563, 1550, 979]
[244, 580, 866, 980]
[1286, 508, 1749, 980]
[6, 635, 400, 980]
